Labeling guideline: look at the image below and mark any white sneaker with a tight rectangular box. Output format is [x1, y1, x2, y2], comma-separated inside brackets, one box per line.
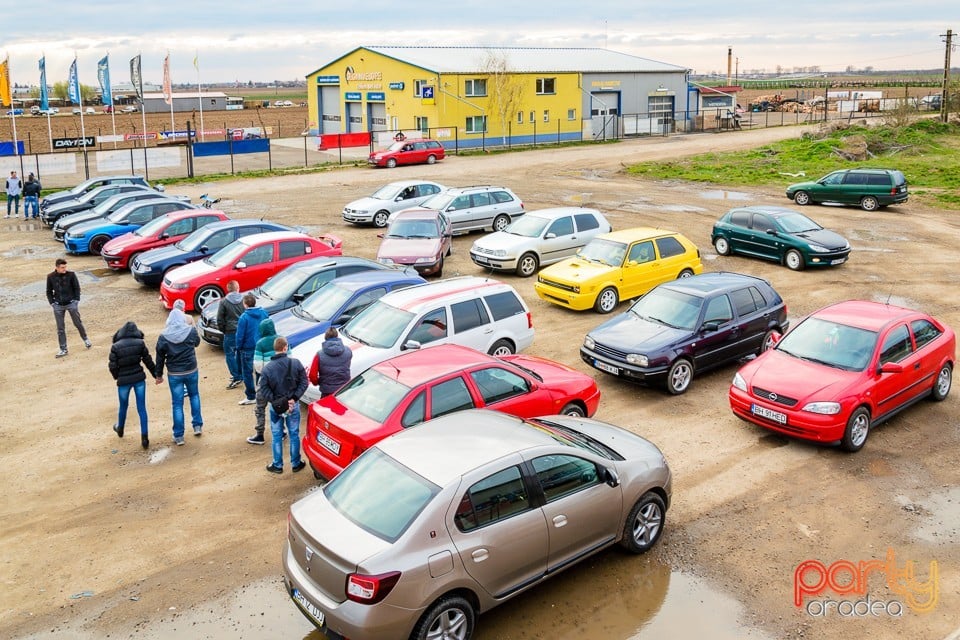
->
[238, 398, 256, 405]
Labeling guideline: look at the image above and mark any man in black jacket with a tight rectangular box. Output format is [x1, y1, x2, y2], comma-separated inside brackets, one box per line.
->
[46, 258, 91, 358]
[259, 336, 308, 474]
[217, 280, 244, 389]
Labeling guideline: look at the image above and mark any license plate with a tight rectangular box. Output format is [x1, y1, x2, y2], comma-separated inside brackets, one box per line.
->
[315, 431, 341, 456]
[472, 255, 490, 265]
[594, 360, 619, 375]
[292, 588, 325, 626]
[752, 404, 787, 424]
[830, 258, 846, 265]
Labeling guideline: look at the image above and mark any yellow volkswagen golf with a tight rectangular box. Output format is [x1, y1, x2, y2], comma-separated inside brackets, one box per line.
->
[534, 227, 703, 313]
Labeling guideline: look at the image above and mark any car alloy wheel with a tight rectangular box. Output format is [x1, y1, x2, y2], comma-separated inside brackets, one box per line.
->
[373, 211, 390, 228]
[488, 339, 514, 356]
[594, 287, 619, 314]
[793, 191, 811, 206]
[516, 252, 539, 277]
[714, 237, 731, 256]
[785, 249, 804, 271]
[386, 158, 397, 168]
[492, 214, 510, 232]
[841, 407, 871, 452]
[666, 359, 693, 395]
[620, 492, 666, 554]
[932, 363, 952, 401]
[194, 285, 223, 311]
[860, 196, 879, 211]
[412, 596, 475, 640]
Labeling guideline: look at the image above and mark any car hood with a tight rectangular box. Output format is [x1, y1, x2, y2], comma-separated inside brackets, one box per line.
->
[272, 310, 331, 347]
[473, 231, 535, 253]
[739, 349, 860, 402]
[588, 312, 689, 351]
[43, 189, 82, 205]
[791, 228, 849, 250]
[139, 244, 191, 265]
[786, 180, 821, 192]
[166, 258, 217, 284]
[69, 219, 123, 236]
[46, 200, 93, 215]
[344, 196, 386, 211]
[541, 257, 615, 284]
[102, 232, 141, 253]
[377, 237, 441, 261]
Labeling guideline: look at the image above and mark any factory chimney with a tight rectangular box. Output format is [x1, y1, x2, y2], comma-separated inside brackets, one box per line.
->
[727, 46, 732, 85]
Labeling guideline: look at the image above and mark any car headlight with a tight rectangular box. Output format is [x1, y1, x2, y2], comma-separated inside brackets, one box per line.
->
[491, 249, 507, 257]
[626, 354, 649, 367]
[808, 244, 829, 253]
[731, 372, 747, 391]
[377, 258, 395, 265]
[66, 232, 84, 239]
[583, 336, 595, 349]
[415, 257, 434, 264]
[572, 285, 580, 293]
[802, 401, 841, 415]
[168, 282, 189, 290]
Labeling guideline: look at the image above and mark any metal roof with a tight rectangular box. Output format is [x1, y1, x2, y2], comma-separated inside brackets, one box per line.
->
[358, 46, 688, 74]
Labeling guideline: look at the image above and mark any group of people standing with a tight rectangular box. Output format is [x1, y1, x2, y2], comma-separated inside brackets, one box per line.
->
[5, 170, 42, 219]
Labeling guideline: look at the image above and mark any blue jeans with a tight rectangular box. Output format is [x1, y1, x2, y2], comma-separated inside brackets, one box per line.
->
[24, 195, 39, 218]
[117, 380, 149, 436]
[6, 194, 19, 216]
[270, 403, 302, 469]
[239, 348, 256, 400]
[168, 371, 203, 438]
[222, 332, 241, 381]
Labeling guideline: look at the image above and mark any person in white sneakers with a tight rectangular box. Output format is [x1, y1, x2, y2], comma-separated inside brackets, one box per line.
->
[5, 170, 22, 218]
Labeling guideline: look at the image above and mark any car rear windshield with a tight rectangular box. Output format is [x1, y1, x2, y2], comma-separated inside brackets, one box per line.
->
[484, 291, 525, 320]
[526, 418, 624, 461]
[324, 448, 439, 543]
[336, 368, 411, 423]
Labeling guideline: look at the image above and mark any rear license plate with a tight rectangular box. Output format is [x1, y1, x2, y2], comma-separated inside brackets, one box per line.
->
[292, 588, 325, 627]
[594, 360, 619, 375]
[752, 404, 786, 424]
[315, 431, 341, 456]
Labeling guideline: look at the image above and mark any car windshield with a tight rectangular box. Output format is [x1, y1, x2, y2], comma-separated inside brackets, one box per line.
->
[386, 141, 407, 152]
[296, 283, 353, 321]
[777, 213, 822, 234]
[92, 196, 127, 215]
[177, 227, 222, 251]
[420, 192, 454, 210]
[505, 215, 549, 237]
[257, 266, 313, 301]
[526, 418, 623, 461]
[206, 240, 249, 267]
[387, 219, 438, 239]
[577, 238, 627, 267]
[369, 184, 401, 200]
[335, 368, 411, 423]
[341, 300, 413, 349]
[629, 287, 702, 330]
[775, 317, 877, 371]
[133, 215, 173, 237]
[77, 189, 103, 204]
[324, 448, 438, 543]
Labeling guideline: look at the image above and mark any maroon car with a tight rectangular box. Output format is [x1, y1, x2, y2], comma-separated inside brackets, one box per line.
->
[376, 209, 452, 276]
[368, 139, 445, 168]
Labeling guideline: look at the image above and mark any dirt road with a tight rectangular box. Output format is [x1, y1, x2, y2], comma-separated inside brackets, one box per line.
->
[2, 123, 957, 640]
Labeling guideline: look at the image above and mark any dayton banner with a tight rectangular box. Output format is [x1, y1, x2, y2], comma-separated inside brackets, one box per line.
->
[98, 55, 112, 107]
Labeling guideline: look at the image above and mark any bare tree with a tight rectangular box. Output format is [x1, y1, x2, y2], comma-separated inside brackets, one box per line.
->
[482, 51, 525, 145]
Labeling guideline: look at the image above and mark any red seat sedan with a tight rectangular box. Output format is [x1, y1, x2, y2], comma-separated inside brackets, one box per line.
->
[730, 300, 955, 452]
[160, 231, 343, 312]
[368, 138, 445, 168]
[100, 209, 229, 270]
[304, 343, 602, 480]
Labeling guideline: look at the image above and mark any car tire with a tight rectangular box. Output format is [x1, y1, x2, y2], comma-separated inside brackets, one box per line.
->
[492, 214, 510, 232]
[410, 595, 476, 640]
[860, 196, 880, 211]
[194, 285, 223, 311]
[841, 407, 871, 452]
[128, 252, 141, 269]
[386, 158, 397, 168]
[931, 363, 952, 401]
[488, 339, 515, 357]
[678, 268, 695, 279]
[560, 402, 586, 417]
[793, 190, 811, 206]
[594, 287, 619, 314]
[714, 237, 731, 256]
[516, 252, 539, 277]
[89, 235, 111, 255]
[373, 210, 390, 228]
[784, 249, 805, 271]
[665, 358, 694, 395]
[619, 491, 666, 554]
[426, 154, 437, 165]
[760, 329, 780, 354]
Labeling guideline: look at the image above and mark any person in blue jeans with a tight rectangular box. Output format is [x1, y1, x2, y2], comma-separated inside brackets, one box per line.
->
[155, 300, 203, 445]
[258, 336, 308, 474]
[217, 280, 244, 389]
[109, 321, 157, 449]
[22, 173, 41, 219]
[235, 293, 268, 405]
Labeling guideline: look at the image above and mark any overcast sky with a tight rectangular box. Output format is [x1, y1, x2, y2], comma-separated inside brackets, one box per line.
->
[3, 2, 955, 86]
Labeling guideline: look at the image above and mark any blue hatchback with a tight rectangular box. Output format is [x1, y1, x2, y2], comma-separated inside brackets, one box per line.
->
[64, 199, 194, 255]
[271, 270, 427, 349]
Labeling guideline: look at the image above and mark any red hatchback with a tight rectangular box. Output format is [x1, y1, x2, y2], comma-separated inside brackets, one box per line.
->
[304, 343, 602, 480]
[730, 300, 955, 452]
[368, 138, 445, 168]
[100, 209, 229, 270]
[160, 231, 343, 312]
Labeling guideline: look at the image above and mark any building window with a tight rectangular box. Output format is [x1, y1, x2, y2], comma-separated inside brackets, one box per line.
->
[465, 79, 487, 97]
[465, 116, 487, 133]
[414, 80, 430, 97]
[517, 111, 523, 124]
[415, 116, 429, 134]
[529, 111, 535, 123]
[543, 110, 550, 123]
[536, 78, 556, 95]
[567, 108, 576, 120]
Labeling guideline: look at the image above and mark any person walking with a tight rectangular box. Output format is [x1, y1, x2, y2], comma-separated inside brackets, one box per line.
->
[247, 317, 277, 445]
[4, 170, 22, 218]
[46, 258, 91, 358]
[109, 321, 157, 449]
[258, 336, 308, 474]
[235, 294, 268, 406]
[22, 173, 41, 219]
[217, 280, 244, 389]
[155, 300, 203, 446]
[308, 327, 353, 398]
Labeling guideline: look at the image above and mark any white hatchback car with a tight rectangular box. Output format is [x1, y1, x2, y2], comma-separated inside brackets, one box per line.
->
[342, 180, 446, 228]
[470, 207, 613, 277]
[291, 276, 535, 403]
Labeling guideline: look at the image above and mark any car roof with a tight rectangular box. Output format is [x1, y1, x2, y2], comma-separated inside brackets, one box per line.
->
[659, 271, 772, 296]
[372, 344, 496, 386]
[376, 409, 557, 485]
[444, 185, 511, 195]
[811, 300, 919, 332]
[198, 219, 287, 233]
[598, 227, 681, 243]
[236, 230, 309, 245]
[159, 208, 226, 221]
[111, 197, 185, 216]
[383, 180, 442, 189]
[327, 269, 422, 290]
[286, 256, 378, 275]
[525, 207, 602, 220]
[731, 205, 807, 218]
[378, 276, 513, 312]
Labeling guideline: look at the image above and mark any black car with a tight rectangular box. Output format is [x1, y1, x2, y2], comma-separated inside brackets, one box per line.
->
[197, 256, 400, 346]
[130, 219, 297, 287]
[53, 193, 192, 241]
[580, 272, 789, 394]
[40, 175, 151, 212]
[42, 184, 159, 227]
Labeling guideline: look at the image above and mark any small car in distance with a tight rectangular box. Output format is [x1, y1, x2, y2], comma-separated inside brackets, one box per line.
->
[368, 138, 445, 168]
[470, 207, 612, 277]
[376, 209, 452, 276]
[41, 175, 151, 212]
[535, 227, 703, 314]
[100, 209, 229, 270]
[64, 199, 197, 255]
[785, 168, 908, 211]
[284, 409, 671, 640]
[581, 272, 788, 394]
[342, 180, 446, 228]
[711, 205, 850, 271]
[729, 300, 954, 452]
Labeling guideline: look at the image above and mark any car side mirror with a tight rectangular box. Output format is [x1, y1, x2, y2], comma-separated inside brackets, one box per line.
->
[544, 232, 557, 239]
[158, 233, 169, 240]
[766, 229, 778, 236]
[377, 233, 385, 239]
[402, 339, 422, 351]
[199, 245, 209, 253]
[701, 321, 719, 333]
[879, 362, 904, 375]
[291, 293, 305, 303]
[602, 467, 619, 487]
[235, 261, 247, 270]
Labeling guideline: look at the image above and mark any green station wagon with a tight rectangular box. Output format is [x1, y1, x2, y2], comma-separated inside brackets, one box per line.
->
[711, 205, 850, 271]
[785, 168, 907, 211]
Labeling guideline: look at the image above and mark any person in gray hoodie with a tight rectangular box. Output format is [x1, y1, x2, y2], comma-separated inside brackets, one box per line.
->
[155, 301, 203, 445]
[217, 280, 244, 389]
[235, 294, 269, 404]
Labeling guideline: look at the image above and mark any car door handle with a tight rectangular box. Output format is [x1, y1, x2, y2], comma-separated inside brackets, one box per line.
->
[471, 549, 489, 563]
[914, 362, 921, 370]
[484, 328, 493, 334]
[552, 515, 568, 528]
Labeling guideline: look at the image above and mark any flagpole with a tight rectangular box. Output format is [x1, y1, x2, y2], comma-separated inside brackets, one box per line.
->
[195, 51, 205, 142]
[40, 54, 53, 152]
[108, 52, 118, 149]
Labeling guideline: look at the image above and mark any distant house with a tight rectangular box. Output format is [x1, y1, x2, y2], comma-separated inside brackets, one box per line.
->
[139, 92, 230, 113]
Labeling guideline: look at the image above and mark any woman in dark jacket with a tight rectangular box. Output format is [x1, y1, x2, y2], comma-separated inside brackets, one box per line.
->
[109, 321, 157, 449]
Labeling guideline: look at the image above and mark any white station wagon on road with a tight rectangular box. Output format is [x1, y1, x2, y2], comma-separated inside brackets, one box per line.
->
[342, 180, 446, 228]
[470, 207, 612, 277]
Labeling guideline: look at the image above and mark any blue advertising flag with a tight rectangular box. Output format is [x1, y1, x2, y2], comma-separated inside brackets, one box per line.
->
[68, 58, 81, 105]
[39, 57, 49, 110]
[98, 55, 112, 106]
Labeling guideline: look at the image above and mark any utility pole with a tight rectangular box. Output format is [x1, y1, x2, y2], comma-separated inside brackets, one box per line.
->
[941, 29, 953, 124]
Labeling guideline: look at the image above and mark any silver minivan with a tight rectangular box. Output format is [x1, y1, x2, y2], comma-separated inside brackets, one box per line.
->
[393, 185, 525, 234]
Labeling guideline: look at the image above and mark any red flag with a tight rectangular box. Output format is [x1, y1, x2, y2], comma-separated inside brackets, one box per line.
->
[162, 54, 172, 105]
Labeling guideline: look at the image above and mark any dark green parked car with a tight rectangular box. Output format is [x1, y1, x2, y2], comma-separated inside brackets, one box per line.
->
[711, 205, 850, 271]
[785, 168, 907, 211]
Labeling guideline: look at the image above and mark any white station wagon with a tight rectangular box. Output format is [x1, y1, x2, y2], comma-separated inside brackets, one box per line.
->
[342, 180, 446, 228]
[470, 207, 612, 277]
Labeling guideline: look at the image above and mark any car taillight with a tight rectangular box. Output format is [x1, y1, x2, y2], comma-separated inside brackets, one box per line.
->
[526, 311, 533, 329]
[346, 571, 401, 604]
[890, 186, 897, 195]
